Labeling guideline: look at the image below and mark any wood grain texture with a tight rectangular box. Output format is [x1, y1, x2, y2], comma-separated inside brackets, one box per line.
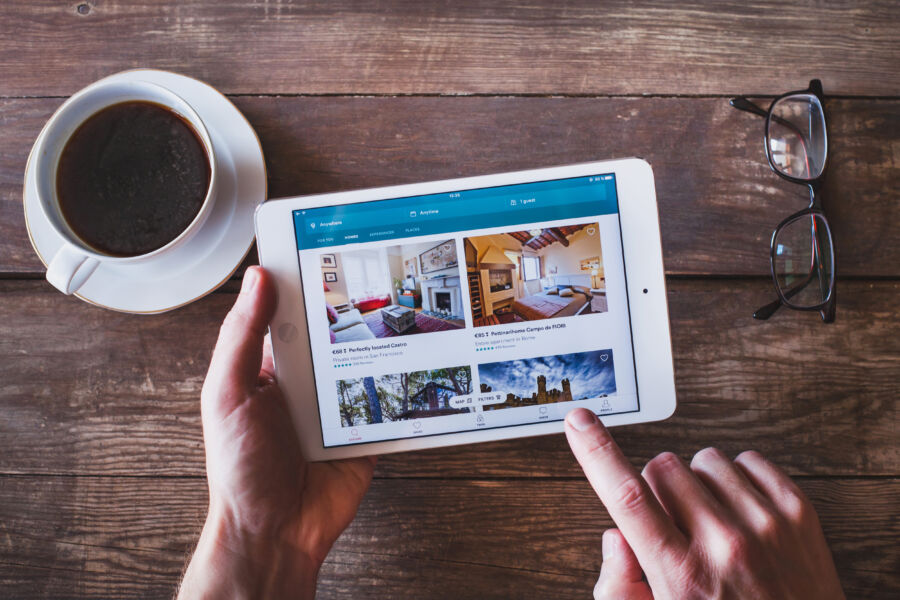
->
[2, 279, 897, 478]
[3, 96, 899, 276]
[1, 1, 898, 97]
[1, 475, 897, 599]
[3, 3, 897, 598]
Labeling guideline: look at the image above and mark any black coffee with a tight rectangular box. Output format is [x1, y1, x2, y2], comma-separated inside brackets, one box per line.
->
[56, 101, 210, 257]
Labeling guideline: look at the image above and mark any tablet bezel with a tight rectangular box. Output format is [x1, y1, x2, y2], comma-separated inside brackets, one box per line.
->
[255, 158, 675, 461]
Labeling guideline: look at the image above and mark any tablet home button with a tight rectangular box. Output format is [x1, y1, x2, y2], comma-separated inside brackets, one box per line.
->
[277, 322, 299, 343]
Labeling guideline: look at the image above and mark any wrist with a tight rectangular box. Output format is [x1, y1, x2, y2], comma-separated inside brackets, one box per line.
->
[179, 500, 321, 600]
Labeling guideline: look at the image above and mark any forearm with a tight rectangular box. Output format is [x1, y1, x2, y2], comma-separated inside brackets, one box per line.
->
[178, 502, 320, 600]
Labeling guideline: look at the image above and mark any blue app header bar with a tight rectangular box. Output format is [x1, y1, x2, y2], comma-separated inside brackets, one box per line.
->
[294, 173, 617, 250]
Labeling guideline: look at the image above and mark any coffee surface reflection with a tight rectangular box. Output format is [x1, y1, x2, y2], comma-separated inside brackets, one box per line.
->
[56, 100, 210, 256]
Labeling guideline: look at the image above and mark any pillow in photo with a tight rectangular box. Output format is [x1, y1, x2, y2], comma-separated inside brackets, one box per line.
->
[546, 287, 559, 295]
[559, 288, 574, 297]
[326, 304, 339, 324]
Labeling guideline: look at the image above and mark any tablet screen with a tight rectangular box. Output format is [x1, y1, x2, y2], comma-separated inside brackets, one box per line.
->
[293, 174, 639, 447]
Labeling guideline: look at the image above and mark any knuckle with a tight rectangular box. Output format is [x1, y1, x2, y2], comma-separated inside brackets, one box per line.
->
[590, 430, 620, 455]
[610, 477, 650, 514]
[735, 449, 764, 465]
[716, 530, 751, 565]
[582, 431, 619, 466]
[644, 451, 682, 477]
[780, 489, 814, 524]
[754, 510, 781, 540]
[221, 305, 252, 334]
[593, 578, 621, 600]
[692, 446, 726, 467]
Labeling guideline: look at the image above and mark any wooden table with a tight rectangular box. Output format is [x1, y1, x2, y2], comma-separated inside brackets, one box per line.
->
[1, 2, 898, 598]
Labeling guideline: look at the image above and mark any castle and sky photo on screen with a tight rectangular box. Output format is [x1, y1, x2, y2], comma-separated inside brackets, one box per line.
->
[478, 349, 616, 411]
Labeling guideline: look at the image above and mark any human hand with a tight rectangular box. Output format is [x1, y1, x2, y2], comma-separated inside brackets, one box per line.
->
[179, 266, 375, 599]
[564, 408, 844, 600]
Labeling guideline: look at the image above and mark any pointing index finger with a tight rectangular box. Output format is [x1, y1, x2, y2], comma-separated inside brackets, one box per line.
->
[564, 408, 687, 564]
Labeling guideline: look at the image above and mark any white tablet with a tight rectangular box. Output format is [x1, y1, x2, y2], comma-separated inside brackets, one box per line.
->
[255, 158, 675, 460]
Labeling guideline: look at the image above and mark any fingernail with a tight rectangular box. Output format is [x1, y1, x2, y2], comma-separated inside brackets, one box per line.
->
[602, 530, 616, 560]
[566, 408, 597, 432]
[241, 268, 259, 294]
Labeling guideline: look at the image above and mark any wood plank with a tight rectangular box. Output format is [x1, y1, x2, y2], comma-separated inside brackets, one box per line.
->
[1, 1, 898, 97]
[2, 96, 899, 276]
[0, 475, 896, 598]
[1, 278, 897, 478]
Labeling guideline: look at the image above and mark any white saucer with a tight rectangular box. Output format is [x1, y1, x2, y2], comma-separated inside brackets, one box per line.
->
[24, 69, 267, 313]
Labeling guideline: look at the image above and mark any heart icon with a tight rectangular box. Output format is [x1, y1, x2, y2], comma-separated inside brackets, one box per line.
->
[600, 354, 609, 362]
[413, 421, 422, 430]
[587, 227, 596, 235]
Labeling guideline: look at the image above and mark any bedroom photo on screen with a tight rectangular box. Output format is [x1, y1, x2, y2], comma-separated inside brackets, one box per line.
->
[463, 221, 608, 327]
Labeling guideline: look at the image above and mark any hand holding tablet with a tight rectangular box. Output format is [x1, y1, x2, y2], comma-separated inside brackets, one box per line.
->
[255, 159, 676, 460]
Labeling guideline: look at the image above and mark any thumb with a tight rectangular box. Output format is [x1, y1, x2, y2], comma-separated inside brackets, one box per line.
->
[593, 529, 652, 600]
[204, 267, 277, 409]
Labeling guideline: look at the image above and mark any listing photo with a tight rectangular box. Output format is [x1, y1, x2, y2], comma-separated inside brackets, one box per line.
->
[322, 240, 465, 343]
[478, 349, 616, 411]
[463, 221, 607, 327]
[336, 365, 474, 426]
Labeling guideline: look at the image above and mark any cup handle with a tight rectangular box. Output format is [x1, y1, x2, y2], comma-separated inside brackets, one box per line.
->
[46, 244, 100, 294]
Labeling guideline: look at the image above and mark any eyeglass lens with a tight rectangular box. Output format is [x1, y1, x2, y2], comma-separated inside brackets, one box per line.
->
[767, 94, 827, 180]
[773, 213, 833, 308]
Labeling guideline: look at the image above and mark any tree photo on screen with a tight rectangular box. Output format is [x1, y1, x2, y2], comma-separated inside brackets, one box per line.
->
[336, 365, 474, 426]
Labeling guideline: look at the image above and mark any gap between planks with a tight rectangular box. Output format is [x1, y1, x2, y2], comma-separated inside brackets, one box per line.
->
[2, 93, 900, 101]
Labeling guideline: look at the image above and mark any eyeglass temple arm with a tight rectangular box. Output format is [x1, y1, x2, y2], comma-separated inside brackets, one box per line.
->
[754, 231, 832, 321]
[730, 97, 768, 117]
[753, 297, 783, 320]
[754, 261, 818, 320]
[758, 294, 835, 322]
[731, 97, 806, 138]
[822, 288, 836, 322]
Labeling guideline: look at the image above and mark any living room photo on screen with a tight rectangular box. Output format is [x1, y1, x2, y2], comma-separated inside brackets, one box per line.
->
[321, 239, 465, 343]
[463, 221, 608, 328]
[336, 365, 474, 426]
[478, 349, 616, 412]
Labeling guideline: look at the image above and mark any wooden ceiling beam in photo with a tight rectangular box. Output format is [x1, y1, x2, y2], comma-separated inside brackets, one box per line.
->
[546, 227, 569, 247]
[525, 229, 545, 247]
[506, 224, 588, 250]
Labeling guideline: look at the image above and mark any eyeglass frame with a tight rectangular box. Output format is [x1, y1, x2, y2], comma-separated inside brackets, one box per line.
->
[730, 79, 836, 323]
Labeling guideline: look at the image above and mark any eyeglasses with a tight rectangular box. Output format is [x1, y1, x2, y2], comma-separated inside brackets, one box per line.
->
[731, 79, 836, 323]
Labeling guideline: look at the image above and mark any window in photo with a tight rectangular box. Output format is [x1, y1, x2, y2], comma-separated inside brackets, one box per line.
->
[523, 255, 540, 281]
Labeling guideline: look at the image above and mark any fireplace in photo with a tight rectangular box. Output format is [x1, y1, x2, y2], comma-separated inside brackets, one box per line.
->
[435, 291, 452, 312]
[421, 276, 462, 316]
[489, 269, 513, 293]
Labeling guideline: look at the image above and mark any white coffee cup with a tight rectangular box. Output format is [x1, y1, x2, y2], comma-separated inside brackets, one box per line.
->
[35, 79, 218, 294]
